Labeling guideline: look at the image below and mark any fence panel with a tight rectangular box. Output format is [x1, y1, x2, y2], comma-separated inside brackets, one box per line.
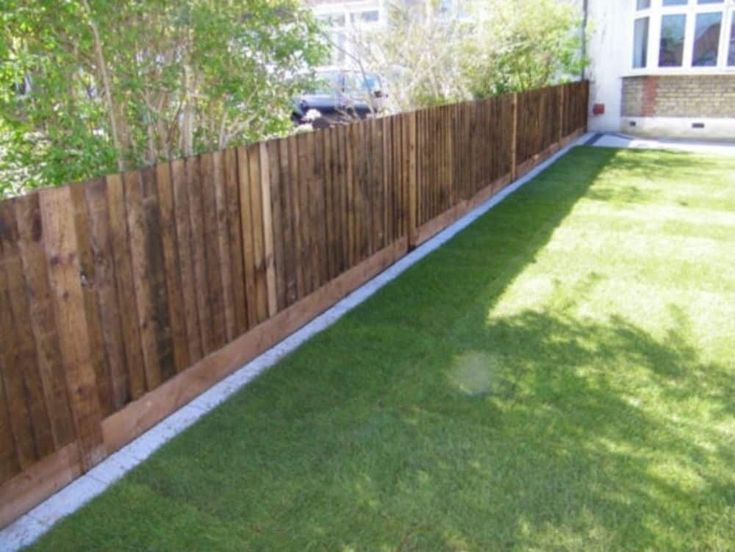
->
[0, 81, 588, 528]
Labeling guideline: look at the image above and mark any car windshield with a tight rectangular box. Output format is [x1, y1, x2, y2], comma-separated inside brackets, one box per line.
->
[311, 71, 341, 94]
[343, 72, 380, 95]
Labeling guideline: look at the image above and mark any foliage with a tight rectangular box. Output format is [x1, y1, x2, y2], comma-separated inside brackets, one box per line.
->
[348, 0, 586, 110]
[0, 0, 327, 196]
[463, 0, 587, 96]
[345, 1, 471, 111]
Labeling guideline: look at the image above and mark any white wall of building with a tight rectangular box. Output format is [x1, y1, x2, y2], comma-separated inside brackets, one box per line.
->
[584, 0, 735, 138]
[584, 1, 635, 132]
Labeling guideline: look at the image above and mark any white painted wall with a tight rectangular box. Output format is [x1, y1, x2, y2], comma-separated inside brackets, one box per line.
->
[583, 0, 735, 138]
[584, 1, 635, 132]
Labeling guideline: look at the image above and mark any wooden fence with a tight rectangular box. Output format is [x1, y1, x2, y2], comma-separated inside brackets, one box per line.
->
[0, 81, 588, 527]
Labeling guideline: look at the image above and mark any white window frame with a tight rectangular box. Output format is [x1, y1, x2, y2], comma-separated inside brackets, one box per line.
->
[629, 0, 735, 75]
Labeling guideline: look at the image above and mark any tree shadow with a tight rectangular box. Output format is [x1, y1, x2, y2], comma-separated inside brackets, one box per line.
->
[430, 307, 735, 549]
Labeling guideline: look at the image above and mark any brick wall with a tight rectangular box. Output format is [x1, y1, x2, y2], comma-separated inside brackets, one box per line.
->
[622, 75, 735, 118]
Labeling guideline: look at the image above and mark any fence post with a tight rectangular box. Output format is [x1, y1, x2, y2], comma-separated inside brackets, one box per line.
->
[511, 92, 519, 182]
[407, 112, 418, 250]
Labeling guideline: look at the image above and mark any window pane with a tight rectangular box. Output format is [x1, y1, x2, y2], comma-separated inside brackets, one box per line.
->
[729, 16, 735, 66]
[693, 12, 722, 66]
[637, 0, 650, 9]
[633, 17, 650, 68]
[318, 14, 346, 27]
[659, 14, 686, 66]
[697, 0, 723, 4]
[350, 10, 379, 24]
[663, 0, 687, 5]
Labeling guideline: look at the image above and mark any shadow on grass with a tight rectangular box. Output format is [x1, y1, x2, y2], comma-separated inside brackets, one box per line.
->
[427, 308, 735, 549]
[30, 147, 735, 551]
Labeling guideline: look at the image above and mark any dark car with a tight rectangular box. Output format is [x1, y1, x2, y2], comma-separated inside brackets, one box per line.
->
[292, 69, 386, 127]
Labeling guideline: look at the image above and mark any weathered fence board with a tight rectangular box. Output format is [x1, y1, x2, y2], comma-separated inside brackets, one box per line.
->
[0, 81, 588, 528]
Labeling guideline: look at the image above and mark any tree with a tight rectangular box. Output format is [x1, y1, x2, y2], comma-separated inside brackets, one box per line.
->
[461, 0, 587, 97]
[344, 1, 471, 111]
[344, 0, 586, 111]
[0, 0, 327, 197]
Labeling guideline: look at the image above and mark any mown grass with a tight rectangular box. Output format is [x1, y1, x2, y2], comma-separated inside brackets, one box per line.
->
[31, 146, 735, 551]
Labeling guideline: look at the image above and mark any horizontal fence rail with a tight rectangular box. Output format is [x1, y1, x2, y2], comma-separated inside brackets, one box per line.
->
[0, 80, 589, 527]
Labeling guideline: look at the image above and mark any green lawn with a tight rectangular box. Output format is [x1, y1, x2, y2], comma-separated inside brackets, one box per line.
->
[31, 147, 735, 551]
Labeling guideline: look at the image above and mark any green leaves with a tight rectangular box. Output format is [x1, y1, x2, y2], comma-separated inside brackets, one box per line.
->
[461, 0, 587, 97]
[0, 0, 327, 197]
[360, 0, 587, 110]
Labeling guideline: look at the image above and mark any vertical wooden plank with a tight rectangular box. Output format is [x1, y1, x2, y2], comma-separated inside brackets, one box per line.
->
[371, 119, 384, 252]
[408, 112, 418, 248]
[0, 369, 19, 482]
[39, 187, 105, 471]
[0, 200, 48, 467]
[13, 194, 76, 446]
[312, 130, 328, 287]
[397, 114, 407, 241]
[223, 148, 247, 335]
[155, 162, 191, 372]
[435, 107, 441, 214]
[348, 124, 358, 265]
[186, 156, 213, 352]
[199, 153, 227, 350]
[141, 170, 175, 382]
[170, 160, 203, 362]
[70, 184, 114, 417]
[247, 144, 268, 323]
[277, 139, 297, 306]
[124, 171, 163, 391]
[296, 133, 314, 294]
[328, 126, 338, 272]
[267, 140, 287, 312]
[307, 130, 323, 290]
[511, 92, 519, 181]
[345, 124, 356, 268]
[364, 121, 375, 256]
[355, 122, 369, 262]
[211, 152, 237, 341]
[557, 84, 566, 142]
[335, 125, 349, 274]
[259, 142, 278, 318]
[0, 290, 37, 471]
[287, 137, 305, 300]
[448, 105, 455, 207]
[322, 128, 335, 281]
[80, 180, 129, 411]
[382, 117, 392, 246]
[106, 175, 146, 399]
[237, 146, 258, 327]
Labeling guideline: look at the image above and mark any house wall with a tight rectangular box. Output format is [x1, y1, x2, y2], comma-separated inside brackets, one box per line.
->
[584, 0, 635, 133]
[584, 0, 735, 140]
[622, 75, 735, 118]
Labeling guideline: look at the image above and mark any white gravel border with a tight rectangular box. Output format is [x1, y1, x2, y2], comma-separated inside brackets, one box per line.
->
[0, 132, 592, 551]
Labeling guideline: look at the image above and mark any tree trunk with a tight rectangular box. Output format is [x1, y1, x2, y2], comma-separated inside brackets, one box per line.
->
[82, 0, 127, 171]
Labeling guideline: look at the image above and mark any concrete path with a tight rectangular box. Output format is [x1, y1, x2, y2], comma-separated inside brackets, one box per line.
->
[587, 132, 735, 156]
